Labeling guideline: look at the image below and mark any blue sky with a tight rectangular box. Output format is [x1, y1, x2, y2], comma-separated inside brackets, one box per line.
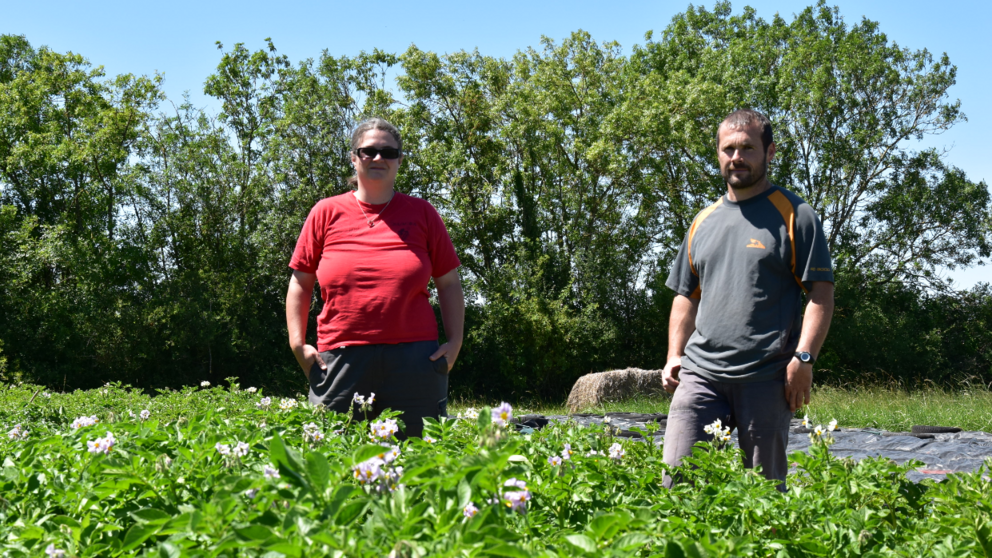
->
[4, 0, 989, 287]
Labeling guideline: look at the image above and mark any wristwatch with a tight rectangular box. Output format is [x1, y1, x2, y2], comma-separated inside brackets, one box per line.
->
[794, 351, 815, 364]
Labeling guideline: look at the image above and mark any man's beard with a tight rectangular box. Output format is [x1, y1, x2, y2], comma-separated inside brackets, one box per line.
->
[721, 159, 767, 190]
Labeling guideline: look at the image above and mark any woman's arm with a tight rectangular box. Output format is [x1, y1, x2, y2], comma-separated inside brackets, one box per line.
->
[286, 270, 325, 377]
[431, 268, 464, 371]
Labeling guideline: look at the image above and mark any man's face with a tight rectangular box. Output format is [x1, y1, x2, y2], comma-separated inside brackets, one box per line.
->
[717, 123, 775, 190]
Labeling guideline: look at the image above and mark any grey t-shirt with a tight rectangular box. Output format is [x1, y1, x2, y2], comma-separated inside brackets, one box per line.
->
[665, 185, 834, 383]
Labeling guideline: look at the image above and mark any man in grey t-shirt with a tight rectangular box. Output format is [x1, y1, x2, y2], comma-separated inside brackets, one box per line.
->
[662, 109, 835, 490]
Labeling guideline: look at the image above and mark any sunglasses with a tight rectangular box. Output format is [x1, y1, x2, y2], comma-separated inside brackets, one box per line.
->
[354, 146, 402, 160]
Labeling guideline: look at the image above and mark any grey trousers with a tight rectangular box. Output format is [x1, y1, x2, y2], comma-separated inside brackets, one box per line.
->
[662, 370, 793, 490]
[307, 340, 449, 439]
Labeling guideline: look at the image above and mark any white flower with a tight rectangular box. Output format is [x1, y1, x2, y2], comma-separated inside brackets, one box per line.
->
[140, 409, 151, 421]
[87, 432, 116, 455]
[801, 415, 810, 428]
[423, 435, 436, 444]
[163, 456, 173, 467]
[703, 418, 723, 435]
[7, 424, 27, 440]
[246, 387, 258, 393]
[45, 544, 65, 558]
[609, 443, 624, 460]
[244, 488, 259, 499]
[548, 455, 562, 466]
[42, 392, 52, 398]
[603, 416, 613, 425]
[71, 415, 99, 429]
[278, 398, 298, 411]
[828, 419, 838, 432]
[492, 402, 513, 428]
[128, 410, 136, 419]
[813, 425, 825, 437]
[215, 443, 231, 456]
[257, 397, 272, 409]
[353, 457, 385, 485]
[459, 407, 480, 420]
[233, 441, 250, 458]
[263, 465, 280, 479]
[200, 381, 210, 387]
[352, 393, 365, 406]
[371, 419, 399, 440]
[379, 445, 401, 464]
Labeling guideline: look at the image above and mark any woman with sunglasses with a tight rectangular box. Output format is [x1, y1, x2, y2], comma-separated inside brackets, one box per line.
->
[286, 118, 464, 438]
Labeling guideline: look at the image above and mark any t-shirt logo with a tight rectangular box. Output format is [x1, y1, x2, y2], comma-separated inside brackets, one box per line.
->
[746, 238, 766, 249]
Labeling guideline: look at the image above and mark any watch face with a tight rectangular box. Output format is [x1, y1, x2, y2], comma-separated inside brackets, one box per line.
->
[800, 352, 812, 362]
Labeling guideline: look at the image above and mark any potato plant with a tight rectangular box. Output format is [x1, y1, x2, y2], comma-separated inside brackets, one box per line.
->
[0, 382, 989, 557]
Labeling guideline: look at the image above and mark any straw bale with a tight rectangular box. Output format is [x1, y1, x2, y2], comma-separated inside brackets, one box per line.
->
[566, 367, 665, 413]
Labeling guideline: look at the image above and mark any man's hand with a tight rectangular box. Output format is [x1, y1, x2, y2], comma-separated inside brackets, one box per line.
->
[293, 344, 326, 380]
[430, 340, 461, 372]
[662, 357, 682, 394]
[784, 358, 812, 413]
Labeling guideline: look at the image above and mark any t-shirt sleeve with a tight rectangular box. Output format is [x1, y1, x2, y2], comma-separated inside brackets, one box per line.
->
[288, 201, 327, 274]
[665, 232, 700, 298]
[425, 202, 461, 278]
[795, 203, 834, 288]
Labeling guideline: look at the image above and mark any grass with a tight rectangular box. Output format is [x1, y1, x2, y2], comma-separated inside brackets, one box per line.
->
[450, 385, 992, 433]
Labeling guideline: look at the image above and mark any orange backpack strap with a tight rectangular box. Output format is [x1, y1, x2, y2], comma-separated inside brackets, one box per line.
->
[686, 198, 724, 298]
[767, 190, 808, 295]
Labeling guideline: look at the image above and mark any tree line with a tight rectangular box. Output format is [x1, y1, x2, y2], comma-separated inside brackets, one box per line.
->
[1, 2, 990, 398]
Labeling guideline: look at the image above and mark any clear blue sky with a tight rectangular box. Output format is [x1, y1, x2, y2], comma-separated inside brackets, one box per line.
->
[4, 0, 989, 288]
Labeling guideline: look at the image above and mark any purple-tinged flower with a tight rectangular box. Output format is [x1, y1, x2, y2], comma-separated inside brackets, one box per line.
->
[548, 455, 562, 466]
[463, 502, 479, 518]
[244, 488, 259, 499]
[45, 544, 66, 558]
[257, 397, 272, 409]
[503, 478, 527, 490]
[353, 457, 385, 485]
[371, 419, 399, 440]
[501, 490, 531, 513]
[232, 441, 250, 458]
[263, 465, 280, 479]
[586, 450, 603, 457]
[215, 443, 231, 456]
[378, 444, 401, 464]
[139, 409, 151, 420]
[492, 402, 513, 428]
[561, 443, 573, 460]
[7, 424, 27, 440]
[352, 393, 365, 406]
[609, 443, 624, 460]
[71, 415, 99, 429]
[423, 435, 436, 443]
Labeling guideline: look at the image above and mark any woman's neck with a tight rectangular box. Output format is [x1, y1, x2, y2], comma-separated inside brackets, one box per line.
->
[354, 182, 395, 204]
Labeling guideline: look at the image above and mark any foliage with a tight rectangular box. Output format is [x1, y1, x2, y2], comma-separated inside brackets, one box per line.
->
[1, 1, 991, 396]
[0, 385, 990, 557]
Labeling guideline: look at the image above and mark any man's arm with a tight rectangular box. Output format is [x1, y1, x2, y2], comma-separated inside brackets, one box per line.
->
[286, 270, 325, 378]
[784, 281, 835, 412]
[663, 294, 699, 393]
[430, 268, 465, 371]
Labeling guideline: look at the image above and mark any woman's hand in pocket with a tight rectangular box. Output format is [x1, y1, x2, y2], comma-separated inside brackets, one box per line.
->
[430, 340, 461, 372]
[293, 344, 326, 379]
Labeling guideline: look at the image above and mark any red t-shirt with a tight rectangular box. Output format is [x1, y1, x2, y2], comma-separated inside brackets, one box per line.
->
[289, 191, 461, 351]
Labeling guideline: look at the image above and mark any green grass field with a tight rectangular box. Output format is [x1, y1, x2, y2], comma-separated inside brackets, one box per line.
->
[452, 385, 992, 433]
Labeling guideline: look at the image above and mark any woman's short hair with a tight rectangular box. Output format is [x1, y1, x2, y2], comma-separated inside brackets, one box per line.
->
[350, 118, 402, 152]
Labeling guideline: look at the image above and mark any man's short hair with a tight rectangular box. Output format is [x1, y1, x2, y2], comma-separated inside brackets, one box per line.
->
[719, 109, 774, 153]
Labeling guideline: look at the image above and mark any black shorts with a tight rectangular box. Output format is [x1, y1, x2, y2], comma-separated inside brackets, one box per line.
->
[307, 340, 448, 438]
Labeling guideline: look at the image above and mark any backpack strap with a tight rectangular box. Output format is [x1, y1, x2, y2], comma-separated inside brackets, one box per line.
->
[767, 189, 808, 295]
[686, 197, 724, 299]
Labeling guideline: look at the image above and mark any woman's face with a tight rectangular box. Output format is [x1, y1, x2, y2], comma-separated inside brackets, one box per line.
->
[351, 129, 403, 187]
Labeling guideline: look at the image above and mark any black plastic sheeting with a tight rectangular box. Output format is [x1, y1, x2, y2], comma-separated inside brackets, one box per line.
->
[510, 413, 992, 482]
